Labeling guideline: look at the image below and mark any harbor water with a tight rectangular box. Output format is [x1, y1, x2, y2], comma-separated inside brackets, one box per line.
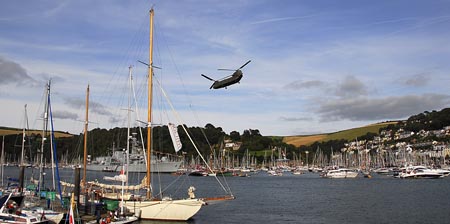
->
[3, 167, 450, 224]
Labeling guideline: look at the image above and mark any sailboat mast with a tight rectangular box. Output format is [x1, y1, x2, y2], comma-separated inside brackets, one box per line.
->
[127, 66, 132, 187]
[39, 81, 50, 193]
[146, 8, 154, 199]
[1, 136, 4, 186]
[21, 104, 27, 165]
[83, 85, 90, 184]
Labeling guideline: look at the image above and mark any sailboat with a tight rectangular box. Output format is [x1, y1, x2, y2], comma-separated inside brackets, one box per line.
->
[25, 81, 65, 224]
[0, 194, 48, 224]
[119, 9, 204, 221]
[120, 8, 235, 221]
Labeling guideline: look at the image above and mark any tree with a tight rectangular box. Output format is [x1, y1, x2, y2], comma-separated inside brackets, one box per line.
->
[229, 131, 240, 141]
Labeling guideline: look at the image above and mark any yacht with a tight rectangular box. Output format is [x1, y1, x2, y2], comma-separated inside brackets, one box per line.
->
[398, 166, 444, 179]
[322, 168, 359, 178]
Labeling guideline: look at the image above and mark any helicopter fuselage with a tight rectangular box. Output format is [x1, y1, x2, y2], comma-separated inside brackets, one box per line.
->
[201, 60, 250, 89]
[211, 70, 243, 89]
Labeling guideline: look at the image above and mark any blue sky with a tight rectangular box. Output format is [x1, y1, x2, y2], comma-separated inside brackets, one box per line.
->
[1, 0, 450, 136]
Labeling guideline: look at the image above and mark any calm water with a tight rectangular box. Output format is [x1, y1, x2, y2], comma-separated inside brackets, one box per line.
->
[3, 167, 450, 224]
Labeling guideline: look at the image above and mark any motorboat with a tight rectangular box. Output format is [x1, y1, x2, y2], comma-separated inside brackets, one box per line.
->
[398, 166, 444, 179]
[373, 167, 391, 175]
[322, 168, 359, 178]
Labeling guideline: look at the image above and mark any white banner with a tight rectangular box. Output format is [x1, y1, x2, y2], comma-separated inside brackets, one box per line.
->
[168, 123, 182, 152]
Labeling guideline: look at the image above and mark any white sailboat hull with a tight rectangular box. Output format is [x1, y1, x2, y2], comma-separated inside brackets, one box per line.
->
[124, 199, 205, 221]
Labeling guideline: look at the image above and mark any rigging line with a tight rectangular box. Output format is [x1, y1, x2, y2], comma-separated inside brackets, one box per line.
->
[154, 76, 230, 194]
[152, 20, 210, 153]
[98, 13, 147, 106]
[91, 12, 148, 132]
[155, 17, 218, 161]
[31, 83, 47, 131]
[48, 96, 64, 206]
[131, 66, 148, 167]
[152, 24, 172, 129]
[153, 171, 185, 199]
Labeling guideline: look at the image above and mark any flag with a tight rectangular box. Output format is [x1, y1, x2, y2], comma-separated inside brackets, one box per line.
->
[68, 194, 75, 224]
[168, 123, 182, 152]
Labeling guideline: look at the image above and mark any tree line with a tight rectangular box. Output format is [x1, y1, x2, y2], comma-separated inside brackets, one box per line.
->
[2, 107, 449, 165]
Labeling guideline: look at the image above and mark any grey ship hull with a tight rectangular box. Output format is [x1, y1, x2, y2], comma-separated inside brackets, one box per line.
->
[86, 160, 182, 173]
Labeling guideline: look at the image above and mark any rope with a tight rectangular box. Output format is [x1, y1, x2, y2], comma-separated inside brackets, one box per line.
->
[153, 76, 231, 195]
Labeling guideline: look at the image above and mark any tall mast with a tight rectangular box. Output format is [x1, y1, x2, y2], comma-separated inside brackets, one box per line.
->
[21, 104, 27, 165]
[83, 85, 90, 185]
[1, 136, 4, 186]
[39, 81, 50, 193]
[146, 8, 154, 199]
[126, 66, 132, 187]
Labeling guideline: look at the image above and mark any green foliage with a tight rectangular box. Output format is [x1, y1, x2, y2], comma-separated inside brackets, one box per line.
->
[229, 131, 240, 141]
[403, 108, 450, 132]
[2, 107, 449, 165]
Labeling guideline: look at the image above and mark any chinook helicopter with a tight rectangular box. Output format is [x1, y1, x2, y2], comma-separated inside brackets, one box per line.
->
[201, 60, 251, 89]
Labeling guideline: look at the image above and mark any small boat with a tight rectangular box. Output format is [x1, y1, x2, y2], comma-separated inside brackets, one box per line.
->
[21, 207, 64, 224]
[86, 214, 138, 224]
[267, 170, 282, 176]
[322, 168, 359, 178]
[373, 167, 391, 175]
[102, 167, 116, 172]
[189, 169, 208, 176]
[0, 194, 49, 224]
[361, 170, 372, 178]
[292, 169, 303, 175]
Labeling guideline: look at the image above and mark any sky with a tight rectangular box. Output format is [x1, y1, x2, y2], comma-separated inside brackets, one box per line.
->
[1, 0, 450, 136]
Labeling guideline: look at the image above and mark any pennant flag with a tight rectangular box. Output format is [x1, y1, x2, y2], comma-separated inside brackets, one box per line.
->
[168, 123, 182, 152]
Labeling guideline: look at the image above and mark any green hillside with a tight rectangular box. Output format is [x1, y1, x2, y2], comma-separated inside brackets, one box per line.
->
[283, 122, 397, 147]
[0, 126, 73, 138]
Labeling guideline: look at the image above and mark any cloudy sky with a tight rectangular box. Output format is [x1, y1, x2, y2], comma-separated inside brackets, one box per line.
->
[1, 0, 450, 136]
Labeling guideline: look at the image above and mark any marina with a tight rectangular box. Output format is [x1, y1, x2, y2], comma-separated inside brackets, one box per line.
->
[1, 166, 450, 224]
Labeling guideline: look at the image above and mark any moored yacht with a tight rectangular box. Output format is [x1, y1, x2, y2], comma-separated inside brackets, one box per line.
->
[398, 166, 444, 179]
[322, 168, 359, 178]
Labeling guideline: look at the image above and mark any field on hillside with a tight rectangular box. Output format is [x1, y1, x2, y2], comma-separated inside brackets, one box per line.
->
[0, 127, 73, 138]
[283, 134, 327, 147]
[283, 122, 397, 147]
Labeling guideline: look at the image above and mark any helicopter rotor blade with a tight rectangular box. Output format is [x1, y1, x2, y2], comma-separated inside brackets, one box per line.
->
[239, 60, 251, 70]
[218, 60, 251, 71]
[217, 68, 236, 71]
[201, 74, 215, 81]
